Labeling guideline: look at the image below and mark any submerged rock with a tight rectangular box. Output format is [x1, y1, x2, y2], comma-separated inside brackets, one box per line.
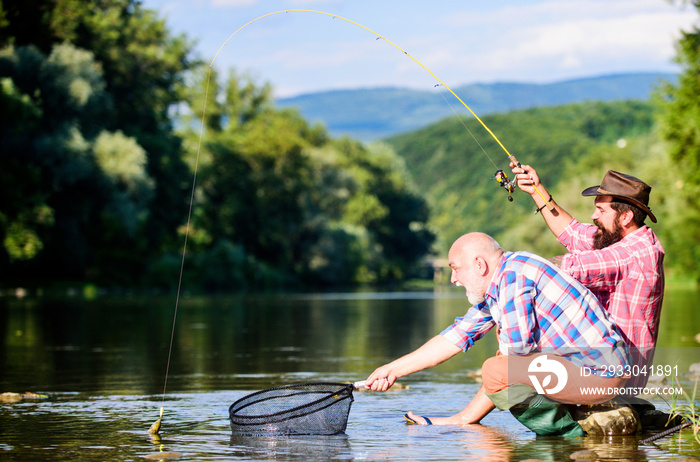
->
[143, 452, 182, 460]
[0, 393, 22, 403]
[570, 449, 598, 460]
[0, 392, 48, 403]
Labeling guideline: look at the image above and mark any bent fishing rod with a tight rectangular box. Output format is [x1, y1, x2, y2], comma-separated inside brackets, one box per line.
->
[209, 9, 554, 209]
[152, 8, 555, 433]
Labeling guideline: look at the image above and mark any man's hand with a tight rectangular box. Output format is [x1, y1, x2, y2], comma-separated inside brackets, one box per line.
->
[364, 366, 398, 391]
[363, 335, 462, 391]
[510, 162, 542, 196]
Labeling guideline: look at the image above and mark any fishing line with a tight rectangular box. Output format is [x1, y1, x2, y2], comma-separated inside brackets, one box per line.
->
[152, 8, 557, 428]
[208, 9, 552, 208]
[151, 64, 212, 434]
[434, 84, 499, 171]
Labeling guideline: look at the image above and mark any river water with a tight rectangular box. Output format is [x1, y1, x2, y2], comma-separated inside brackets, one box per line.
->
[1, 287, 699, 461]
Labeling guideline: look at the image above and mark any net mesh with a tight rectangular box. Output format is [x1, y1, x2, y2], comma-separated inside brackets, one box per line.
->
[229, 382, 355, 435]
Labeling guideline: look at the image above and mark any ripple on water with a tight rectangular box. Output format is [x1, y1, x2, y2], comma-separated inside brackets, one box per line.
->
[1, 382, 699, 461]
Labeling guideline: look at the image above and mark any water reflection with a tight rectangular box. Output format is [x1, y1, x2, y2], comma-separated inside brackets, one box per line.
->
[0, 289, 699, 461]
[229, 434, 351, 461]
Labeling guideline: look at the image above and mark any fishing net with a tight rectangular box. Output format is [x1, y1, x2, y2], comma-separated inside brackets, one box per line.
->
[229, 382, 355, 435]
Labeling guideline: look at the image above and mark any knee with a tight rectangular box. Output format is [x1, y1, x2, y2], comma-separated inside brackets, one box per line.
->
[481, 355, 509, 394]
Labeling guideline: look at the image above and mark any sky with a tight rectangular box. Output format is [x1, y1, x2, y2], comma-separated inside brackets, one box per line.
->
[142, 0, 698, 98]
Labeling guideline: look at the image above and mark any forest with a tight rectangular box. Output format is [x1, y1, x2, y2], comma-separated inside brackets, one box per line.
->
[1, 0, 700, 291]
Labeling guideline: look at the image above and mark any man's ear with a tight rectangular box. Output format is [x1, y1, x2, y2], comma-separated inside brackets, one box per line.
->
[618, 209, 634, 228]
[474, 256, 488, 276]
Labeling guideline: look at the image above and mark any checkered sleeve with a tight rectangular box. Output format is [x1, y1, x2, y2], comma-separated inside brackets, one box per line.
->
[557, 218, 596, 252]
[441, 303, 495, 352]
[497, 270, 540, 355]
[560, 243, 625, 291]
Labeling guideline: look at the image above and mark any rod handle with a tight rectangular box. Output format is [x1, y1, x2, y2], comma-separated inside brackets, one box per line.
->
[510, 155, 554, 211]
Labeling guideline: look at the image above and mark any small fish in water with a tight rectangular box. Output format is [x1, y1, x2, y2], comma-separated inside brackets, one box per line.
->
[148, 418, 161, 435]
[148, 407, 164, 435]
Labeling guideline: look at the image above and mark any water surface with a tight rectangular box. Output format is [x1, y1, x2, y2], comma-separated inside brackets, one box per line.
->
[1, 288, 699, 461]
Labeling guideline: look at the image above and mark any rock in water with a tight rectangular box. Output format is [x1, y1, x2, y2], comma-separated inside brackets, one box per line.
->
[0, 393, 22, 403]
[143, 452, 182, 459]
[576, 406, 641, 435]
[570, 450, 598, 460]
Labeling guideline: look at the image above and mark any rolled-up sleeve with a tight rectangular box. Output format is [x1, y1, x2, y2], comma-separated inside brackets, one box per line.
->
[441, 303, 494, 352]
[561, 245, 625, 290]
[557, 218, 595, 252]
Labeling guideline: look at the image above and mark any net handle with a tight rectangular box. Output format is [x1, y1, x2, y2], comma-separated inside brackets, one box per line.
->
[352, 381, 366, 389]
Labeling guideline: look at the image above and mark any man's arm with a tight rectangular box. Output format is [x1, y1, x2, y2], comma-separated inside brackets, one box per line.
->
[510, 162, 573, 237]
[548, 255, 565, 268]
[364, 335, 462, 391]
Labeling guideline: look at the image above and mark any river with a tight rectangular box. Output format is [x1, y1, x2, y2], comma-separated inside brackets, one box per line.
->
[1, 287, 699, 461]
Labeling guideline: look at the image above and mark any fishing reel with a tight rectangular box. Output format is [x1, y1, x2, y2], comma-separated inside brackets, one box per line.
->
[492, 170, 517, 202]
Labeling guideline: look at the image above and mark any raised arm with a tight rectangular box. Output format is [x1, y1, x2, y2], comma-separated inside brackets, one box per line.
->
[364, 335, 461, 391]
[510, 162, 573, 238]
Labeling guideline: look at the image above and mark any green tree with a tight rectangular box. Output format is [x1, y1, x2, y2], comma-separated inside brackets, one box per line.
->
[658, 0, 700, 281]
[177, 68, 434, 288]
[0, 0, 195, 286]
[0, 44, 149, 281]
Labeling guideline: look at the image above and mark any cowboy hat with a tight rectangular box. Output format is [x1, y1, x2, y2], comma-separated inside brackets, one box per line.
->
[582, 170, 656, 223]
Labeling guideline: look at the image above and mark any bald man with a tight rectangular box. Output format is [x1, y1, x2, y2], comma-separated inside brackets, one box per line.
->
[364, 233, 629, 434]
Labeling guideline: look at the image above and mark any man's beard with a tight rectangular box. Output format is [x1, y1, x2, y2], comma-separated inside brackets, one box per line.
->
[466, 290, 485, 306]
[457, 281, 486, 305]
[593, 218, 624, 249]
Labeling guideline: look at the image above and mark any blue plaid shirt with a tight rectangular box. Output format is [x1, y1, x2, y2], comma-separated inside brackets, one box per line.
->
[442, 251, 629, 375]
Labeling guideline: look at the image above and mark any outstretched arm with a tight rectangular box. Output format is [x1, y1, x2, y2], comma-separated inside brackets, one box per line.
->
[510, 162, 573, 237]
[364, 335, 462, 391]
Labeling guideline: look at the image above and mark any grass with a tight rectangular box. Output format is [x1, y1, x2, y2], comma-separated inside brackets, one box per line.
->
[669, 375, 700, 444]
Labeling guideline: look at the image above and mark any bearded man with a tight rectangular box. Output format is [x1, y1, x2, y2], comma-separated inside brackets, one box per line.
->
[511, 167, 665, 390]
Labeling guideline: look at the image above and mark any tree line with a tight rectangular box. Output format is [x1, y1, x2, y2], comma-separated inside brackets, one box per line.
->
[385, 0, 700, 283]
[2, 0, 700, 291]
[0, 0, 434, 291]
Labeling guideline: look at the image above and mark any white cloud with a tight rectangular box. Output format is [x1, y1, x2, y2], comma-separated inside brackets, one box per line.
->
[144, 0, 699, 95]
[439, 0, 696, 82]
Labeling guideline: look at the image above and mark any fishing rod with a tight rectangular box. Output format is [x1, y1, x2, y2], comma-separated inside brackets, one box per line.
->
[150, 8, 555, 433]
[434, 84, 518, 203]
[209, 9, 554, 209]
[639, 420, 692, 445]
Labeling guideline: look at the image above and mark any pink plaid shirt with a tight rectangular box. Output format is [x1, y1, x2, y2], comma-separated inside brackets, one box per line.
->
[558, 219, 665, 389]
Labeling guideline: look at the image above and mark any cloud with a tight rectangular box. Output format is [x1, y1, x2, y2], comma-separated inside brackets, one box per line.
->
[144, 0, 699, 95]
[440, 0, 697, 81]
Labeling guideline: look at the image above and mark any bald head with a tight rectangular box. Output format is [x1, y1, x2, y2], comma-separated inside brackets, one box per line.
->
[449, 232, 503, 263]
[448, 233, 504, 304]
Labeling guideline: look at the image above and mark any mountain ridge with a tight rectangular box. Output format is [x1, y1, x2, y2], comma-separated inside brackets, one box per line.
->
[276, 72, 676, 140]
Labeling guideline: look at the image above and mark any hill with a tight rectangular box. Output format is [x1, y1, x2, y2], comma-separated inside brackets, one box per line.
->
[383, 100, 664, 257]
[276, 73, 675, 141]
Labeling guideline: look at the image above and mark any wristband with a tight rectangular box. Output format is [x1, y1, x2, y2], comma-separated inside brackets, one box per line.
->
[534, 194, 553, 214]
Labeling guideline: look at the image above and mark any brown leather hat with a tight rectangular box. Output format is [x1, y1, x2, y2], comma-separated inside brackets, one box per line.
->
[582, 170, 656, 223]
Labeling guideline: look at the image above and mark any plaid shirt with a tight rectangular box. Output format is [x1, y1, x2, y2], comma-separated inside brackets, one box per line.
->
[558, 219, 665, 388]
[442, 251, 628, 375]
